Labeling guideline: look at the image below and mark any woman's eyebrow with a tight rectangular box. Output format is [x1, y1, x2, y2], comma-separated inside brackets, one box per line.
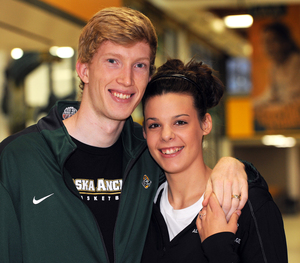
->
[173, 114, 189, 118]
[145, 117, 158, 122]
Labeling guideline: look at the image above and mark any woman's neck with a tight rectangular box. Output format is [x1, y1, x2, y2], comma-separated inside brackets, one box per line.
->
[166, 164, 212, 210]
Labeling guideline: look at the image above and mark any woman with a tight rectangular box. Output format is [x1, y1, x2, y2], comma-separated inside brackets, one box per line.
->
[254, 22, 300, 130]
[141, 59, 287, 262]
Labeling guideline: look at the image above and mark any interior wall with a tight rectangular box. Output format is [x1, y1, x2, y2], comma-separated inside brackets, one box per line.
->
[249, 4, 300, 98]
[33, 0, 122, 21]
[233, 145, 288, 189]
[0, 51, 10, 141]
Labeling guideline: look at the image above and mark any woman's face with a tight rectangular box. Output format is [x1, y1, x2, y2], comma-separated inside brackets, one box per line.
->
[263, 30, 290, 63]
[143, 93, 211, 176]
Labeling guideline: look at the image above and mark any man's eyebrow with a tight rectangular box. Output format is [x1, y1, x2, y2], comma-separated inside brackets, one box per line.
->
[104, 53, 150, 61]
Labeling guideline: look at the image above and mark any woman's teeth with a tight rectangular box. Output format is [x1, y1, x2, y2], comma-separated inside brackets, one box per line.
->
[161, 147, 183, 155]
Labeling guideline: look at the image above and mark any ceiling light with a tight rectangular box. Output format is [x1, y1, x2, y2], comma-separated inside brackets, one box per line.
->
[49, 46, 59, 56]
[262, 135, 296, 148]
[211, 18, 225, 33]
[53, 47, 74, 58]
[243, 43, 253, 57]
[224, 14, 253, 28]
[11, 48, 24, 60]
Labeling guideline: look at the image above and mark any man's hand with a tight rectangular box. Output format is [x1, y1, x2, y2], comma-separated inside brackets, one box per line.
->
[203, 157, 248, 221]
[197, 193, 241, 242]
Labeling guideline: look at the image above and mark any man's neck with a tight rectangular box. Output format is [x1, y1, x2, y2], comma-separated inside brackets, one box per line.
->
[63, 107, 125, 148]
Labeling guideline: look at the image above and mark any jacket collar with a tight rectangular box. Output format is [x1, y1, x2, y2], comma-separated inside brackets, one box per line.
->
[37, 101, 78, 170]
[121, 116, 147, 160]
[37, 100, 147, 170]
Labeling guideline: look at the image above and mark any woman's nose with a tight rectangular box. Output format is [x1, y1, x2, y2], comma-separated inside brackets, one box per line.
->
[161, 126, 175, 141]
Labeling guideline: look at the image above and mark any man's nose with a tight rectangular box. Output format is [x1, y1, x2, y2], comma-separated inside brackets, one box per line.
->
[117, 65, 133, 87]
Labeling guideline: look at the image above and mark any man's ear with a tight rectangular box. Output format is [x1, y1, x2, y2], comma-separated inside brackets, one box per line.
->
[202, 113, 212, 135]
[76, 61, 89, 84]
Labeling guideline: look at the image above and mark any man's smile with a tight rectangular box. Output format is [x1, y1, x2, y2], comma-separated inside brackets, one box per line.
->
[110, 90, 133, 100]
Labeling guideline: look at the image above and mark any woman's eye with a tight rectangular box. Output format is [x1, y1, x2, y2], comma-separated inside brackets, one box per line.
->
[148, 123, 160, 129]
[175, 120, 187, 126]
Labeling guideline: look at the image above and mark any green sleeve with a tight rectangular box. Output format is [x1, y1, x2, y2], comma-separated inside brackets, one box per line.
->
[0, 182, 22, 262]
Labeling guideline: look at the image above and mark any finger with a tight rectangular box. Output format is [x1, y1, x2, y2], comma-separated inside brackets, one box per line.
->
[208, 192, 223, 213]
[228, 210, 241, 234]
[237, 180, 248, 210]
[226, 181, 241, 221]
[221, 179, 232, 217]
[200, 207, 208, 216]
[203, 178, 212, 207]
[211, 178, 224, 208]
[196, 213, 202, 231]
[197, 207, 207, 231]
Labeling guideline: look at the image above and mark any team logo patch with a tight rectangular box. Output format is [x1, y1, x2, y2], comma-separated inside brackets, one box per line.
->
[234, 238, 241, 244]
[62, 106, 77, 120]
[142, 175, 152, 189]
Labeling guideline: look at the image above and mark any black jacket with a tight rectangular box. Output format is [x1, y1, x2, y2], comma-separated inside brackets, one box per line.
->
[141, 165, 288, 263]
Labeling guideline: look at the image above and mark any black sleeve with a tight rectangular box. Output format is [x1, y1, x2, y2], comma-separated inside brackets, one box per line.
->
[237, 187, 288, 263]
[202, 232, 240, 263]
[202, 186, 288, 263]
[239, 159, 269, 188]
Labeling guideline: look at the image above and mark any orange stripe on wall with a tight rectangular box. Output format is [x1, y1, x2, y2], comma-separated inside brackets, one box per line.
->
[40, 0, 122, 21]
[226, 97, 254, 138]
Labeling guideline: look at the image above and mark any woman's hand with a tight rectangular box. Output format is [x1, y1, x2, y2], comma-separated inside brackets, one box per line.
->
[203, 157, 247, 221]
[196, 193, 241, 242]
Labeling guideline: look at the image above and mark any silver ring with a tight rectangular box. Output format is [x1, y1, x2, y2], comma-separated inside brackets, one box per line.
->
[199, 213, 206, 220]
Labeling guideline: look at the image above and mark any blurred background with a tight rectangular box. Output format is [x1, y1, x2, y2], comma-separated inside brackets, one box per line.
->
[1, 0, 300, 261]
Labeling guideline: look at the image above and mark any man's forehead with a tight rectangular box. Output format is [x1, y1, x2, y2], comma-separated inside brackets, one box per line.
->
[95, 40, 151, 60]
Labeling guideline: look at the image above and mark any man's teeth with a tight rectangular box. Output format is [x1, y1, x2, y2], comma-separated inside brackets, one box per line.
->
[161, 147, 183, 155]
[113, 92, 131, 99]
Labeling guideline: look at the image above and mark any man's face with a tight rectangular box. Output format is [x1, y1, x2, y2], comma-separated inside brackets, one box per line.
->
[79, 41, 151, 122]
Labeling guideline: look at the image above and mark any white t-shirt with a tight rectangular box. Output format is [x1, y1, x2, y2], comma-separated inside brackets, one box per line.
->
[154, 182, 204, 241]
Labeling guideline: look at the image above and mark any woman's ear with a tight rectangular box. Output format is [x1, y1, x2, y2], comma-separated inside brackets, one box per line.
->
[76, 61, 89, 84]
[202, 113, 212, 135]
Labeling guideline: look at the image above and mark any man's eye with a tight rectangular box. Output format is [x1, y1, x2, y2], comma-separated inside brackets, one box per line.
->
[136, 63, 146, 68]
[107, 59, 116, 64]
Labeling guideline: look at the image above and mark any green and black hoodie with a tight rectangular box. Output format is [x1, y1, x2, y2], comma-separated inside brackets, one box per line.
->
[0, 101, 164, 263]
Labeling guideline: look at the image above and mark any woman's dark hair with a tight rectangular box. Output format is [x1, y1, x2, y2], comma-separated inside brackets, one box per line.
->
[142, 58, 224, 122]
[264, 22, 299, 52]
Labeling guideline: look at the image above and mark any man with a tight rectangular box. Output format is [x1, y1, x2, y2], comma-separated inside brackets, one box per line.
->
[0, 7, 256, 263]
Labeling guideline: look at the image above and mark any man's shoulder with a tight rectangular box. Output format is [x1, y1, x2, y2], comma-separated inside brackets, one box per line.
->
[123, 117, 145, 141]
[0, 125, 40, 154]
[133, 121, 144, 139]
